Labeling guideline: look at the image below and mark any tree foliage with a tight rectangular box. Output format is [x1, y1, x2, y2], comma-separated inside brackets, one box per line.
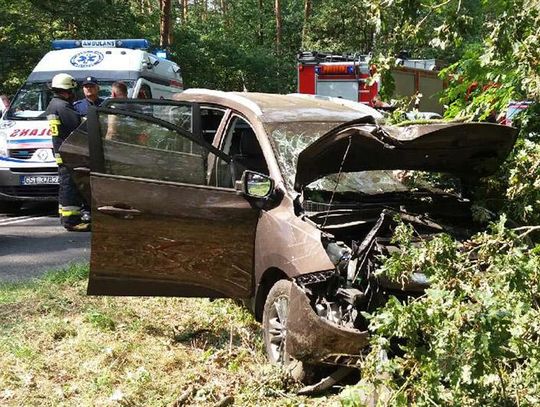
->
[341, 219, 540, 406]
[0, 0, 143, 93]
[1, 2, 539, 404]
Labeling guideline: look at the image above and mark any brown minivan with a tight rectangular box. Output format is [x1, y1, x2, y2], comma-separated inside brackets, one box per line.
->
[61, 90, 517, 382]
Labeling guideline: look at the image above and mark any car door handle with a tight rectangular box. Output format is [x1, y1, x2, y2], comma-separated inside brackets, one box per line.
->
[97, 205, 142, 218]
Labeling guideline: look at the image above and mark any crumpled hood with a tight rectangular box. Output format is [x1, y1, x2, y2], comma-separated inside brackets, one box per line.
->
[294, 122, 518, 191]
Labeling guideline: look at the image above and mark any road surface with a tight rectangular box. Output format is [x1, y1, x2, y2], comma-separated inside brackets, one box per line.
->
[0, 203, 90, 282]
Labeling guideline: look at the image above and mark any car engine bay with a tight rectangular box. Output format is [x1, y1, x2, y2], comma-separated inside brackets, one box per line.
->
[296, 190, 484, 332]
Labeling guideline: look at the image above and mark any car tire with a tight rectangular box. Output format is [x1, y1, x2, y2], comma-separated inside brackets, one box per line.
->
[0, 201, 22, 213]
[262, 279, 316, 383]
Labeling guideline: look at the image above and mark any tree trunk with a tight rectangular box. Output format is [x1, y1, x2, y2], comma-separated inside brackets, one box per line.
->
[258, 0, 264, 45]
[143, 0, 153, 14]
[159, 0, 173, 48]
[274, 0, 282, 53]
[302, 0, 311, 45]
[182, 0, 188, 22]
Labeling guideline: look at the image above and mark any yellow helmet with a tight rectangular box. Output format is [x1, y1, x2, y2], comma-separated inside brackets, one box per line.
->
[51, 73, 77, 90]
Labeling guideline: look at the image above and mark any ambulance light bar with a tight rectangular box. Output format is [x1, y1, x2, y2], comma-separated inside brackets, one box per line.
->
[52, 39, 151, 50]
[315, 65, 356, 75]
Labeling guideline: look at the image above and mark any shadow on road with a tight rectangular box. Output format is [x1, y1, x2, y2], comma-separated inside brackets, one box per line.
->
[0, 203, 90, 282]
[0, 202, 58, 218]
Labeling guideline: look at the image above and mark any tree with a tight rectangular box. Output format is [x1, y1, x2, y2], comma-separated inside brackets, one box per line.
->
[159, 0, 173, 48]
[274, 0, 282, 53]
[0, 0, 144, 94]
[302, 0, 311, 45]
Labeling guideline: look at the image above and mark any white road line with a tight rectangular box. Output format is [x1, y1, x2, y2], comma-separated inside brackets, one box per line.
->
[0, 215, 50, 226]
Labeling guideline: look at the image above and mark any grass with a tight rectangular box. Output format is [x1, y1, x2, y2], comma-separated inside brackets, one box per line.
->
[0, 264, 344, 406]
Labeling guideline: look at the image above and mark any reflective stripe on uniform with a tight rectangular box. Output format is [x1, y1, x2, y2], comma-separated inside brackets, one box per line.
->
[55, 153, 63, 164]
[60, 209, 81, 217]
[60, 205, 81, 217]
[47, 114, 61, 136]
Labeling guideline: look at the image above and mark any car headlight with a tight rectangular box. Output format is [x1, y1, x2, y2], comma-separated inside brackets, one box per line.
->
[0, 131, 7, 156]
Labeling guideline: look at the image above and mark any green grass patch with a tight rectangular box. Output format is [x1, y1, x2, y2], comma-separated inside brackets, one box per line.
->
[0, 263, 88, 306]
[0, 264, 341, 406]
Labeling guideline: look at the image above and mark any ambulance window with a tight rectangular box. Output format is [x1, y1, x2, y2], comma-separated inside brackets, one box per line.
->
[99, 106, 208, 185]
[7, 83, 53, 119]
[200, 107, 225, 145]
[95, 81, 134, 99]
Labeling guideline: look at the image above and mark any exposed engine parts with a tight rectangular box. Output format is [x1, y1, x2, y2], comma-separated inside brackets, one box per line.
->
[294, 206, 470, 330]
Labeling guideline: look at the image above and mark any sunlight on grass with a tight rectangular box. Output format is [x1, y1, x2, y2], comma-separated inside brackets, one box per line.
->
[0, 263, 340, 406]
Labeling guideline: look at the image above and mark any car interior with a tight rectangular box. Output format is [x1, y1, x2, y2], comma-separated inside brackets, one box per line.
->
[201, 108, 225, 145]
[209, 116, 269, 188]
[225, 117, 269, 177]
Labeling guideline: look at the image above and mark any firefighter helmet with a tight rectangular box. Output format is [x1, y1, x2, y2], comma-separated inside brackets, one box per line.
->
[51, 73, 77, 90]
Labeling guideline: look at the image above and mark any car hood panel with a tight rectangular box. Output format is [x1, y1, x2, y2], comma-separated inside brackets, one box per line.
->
[294, 122, 518, 191]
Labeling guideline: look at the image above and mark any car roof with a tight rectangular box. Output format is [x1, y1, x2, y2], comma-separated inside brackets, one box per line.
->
[178, 89, 381, 123]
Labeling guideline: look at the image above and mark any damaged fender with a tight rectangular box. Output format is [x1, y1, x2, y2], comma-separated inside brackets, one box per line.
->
[286, 281, 370, 366]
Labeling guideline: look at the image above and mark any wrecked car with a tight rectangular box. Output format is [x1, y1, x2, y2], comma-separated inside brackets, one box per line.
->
[60, 90, 517, 383]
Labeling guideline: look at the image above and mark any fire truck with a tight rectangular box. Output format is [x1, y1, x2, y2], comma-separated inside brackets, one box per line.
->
[297, 51, 379, 105]
[297, 51, 446, 114]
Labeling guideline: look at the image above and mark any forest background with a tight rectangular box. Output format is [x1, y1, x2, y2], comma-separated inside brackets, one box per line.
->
[1, 1, 539, 405]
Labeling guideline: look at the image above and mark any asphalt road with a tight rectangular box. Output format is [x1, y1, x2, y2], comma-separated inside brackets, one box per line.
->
[0, 203, 90, 282]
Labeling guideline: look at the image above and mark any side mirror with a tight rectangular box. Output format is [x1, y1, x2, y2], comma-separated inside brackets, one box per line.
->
[240, 170, 273, 198]
[235, 170, 282, 210]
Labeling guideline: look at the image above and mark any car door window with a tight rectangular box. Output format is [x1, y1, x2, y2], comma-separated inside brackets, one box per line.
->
[214, 116, 269, 187]
[94, 103, 233, 186]
[105, 100, 193, 132]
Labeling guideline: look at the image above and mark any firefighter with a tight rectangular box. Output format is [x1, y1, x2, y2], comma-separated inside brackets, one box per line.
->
[74, 76, 104, 116]
[45, 73, 89, 232]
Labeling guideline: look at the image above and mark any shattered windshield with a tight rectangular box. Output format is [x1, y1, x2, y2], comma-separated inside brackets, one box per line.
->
[267, 121, 462, 197]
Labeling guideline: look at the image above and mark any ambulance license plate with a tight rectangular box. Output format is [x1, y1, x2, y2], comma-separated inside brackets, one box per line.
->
[20, 175, 59, 185]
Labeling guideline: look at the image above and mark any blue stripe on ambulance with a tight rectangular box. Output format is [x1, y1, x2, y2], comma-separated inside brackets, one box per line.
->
[7, 138, 52, 144]
[0, 156, 55, 163]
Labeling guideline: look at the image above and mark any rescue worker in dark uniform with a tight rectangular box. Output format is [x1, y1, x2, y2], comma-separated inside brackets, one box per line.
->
[45, 73, 89, 232]
[73, 76, 104, 116]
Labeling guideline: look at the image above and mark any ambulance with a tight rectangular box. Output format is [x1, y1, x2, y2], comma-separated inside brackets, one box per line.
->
[0, 39, 183, 211]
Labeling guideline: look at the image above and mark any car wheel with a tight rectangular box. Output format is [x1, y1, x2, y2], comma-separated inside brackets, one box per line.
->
[0, 201, 22, 213]
[262, 279, 316, 383]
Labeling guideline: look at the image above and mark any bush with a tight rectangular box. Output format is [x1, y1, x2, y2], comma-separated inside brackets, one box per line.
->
[341, 218, 540, 406]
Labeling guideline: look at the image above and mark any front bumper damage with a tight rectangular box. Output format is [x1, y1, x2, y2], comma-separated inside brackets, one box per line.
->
[286, 280, 370, 366]
[285, 209, 437, 366]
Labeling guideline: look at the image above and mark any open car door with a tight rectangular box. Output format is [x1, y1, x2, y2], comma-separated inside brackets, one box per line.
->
[62, 100, 259, 298]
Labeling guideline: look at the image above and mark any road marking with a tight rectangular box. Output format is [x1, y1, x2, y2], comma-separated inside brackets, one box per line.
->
[0, 215, 51, 226]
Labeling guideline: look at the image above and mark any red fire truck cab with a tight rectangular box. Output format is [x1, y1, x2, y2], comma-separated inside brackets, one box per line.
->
[297, 51, 379, 106]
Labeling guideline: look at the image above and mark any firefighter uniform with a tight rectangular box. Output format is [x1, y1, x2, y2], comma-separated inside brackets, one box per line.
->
[45, 74, 87, 231]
